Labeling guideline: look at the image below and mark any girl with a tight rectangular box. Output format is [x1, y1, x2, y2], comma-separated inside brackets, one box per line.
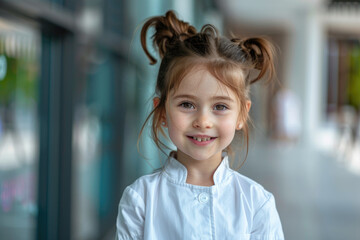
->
[116, 10, 284, 240]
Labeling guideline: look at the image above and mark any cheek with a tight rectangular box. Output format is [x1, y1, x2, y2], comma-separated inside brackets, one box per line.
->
[166, 113, 189, 147]
[166, 111, 188, 134]
[219, 116, 238, 137]
[221, 115, 238, 128]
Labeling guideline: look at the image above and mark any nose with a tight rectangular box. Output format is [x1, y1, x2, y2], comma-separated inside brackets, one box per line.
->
[193, 111, 213, 129]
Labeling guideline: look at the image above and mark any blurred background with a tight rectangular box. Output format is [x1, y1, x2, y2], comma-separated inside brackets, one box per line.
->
[0, 0, 360, 239]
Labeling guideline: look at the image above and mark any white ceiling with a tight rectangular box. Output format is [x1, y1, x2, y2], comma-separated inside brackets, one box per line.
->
[218, 0, 326, 23]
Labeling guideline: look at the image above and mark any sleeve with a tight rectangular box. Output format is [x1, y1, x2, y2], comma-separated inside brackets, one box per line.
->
[250, 194, 285, 240]
[115, 186, 145, 240]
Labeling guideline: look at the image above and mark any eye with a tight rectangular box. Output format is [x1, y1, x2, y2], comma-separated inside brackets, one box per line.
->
[214, 104, 228, 111]
[179, 102, 195, 109]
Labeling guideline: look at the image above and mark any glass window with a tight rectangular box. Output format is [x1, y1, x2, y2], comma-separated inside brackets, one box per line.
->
[0, 18, 40, 240]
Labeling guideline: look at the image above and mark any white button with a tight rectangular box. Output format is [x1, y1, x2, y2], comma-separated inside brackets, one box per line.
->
[198, 193, 209, 203]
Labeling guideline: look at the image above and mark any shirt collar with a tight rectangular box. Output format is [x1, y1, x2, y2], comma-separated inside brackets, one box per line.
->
[164, 152, 232, 185]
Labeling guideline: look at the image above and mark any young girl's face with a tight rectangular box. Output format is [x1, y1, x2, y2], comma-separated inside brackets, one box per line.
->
[163, 66, 247, 163]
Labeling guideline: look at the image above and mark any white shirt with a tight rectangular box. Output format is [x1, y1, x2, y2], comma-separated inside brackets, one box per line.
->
[116, 154, 284, 240]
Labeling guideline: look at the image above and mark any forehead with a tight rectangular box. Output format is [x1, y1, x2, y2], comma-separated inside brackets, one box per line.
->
[171, 66, 235, 98]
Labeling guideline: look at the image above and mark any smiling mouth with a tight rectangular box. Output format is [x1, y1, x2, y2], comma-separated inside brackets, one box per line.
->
[188, 136, 217, 142]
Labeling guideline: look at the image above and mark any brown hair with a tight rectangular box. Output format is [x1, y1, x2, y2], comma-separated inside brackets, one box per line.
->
[139, 10, 275, 166]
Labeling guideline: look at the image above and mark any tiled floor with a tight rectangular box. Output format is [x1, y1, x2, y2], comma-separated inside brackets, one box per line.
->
[239, 139, 360, 240]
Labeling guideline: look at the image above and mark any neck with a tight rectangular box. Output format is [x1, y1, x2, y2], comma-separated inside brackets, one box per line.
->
[176, 151, 223, 186]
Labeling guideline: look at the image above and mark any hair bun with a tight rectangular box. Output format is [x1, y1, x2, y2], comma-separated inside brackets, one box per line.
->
[231, 37, 275, 84]
[141, 10, 197, 65]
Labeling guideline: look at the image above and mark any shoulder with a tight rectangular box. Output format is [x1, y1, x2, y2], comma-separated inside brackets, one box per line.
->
[130, 170, 163, 188]
[122, 170, 163, 200]
[229, 170, 274, 207]
[230, 169, 269, 193]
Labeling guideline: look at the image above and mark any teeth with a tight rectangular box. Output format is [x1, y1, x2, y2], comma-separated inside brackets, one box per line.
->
[192, 137, 211, 142]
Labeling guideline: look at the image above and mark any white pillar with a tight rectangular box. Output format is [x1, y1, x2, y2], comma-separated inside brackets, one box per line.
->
[287, 7, 324, 145]
[305, 9, 324, 145]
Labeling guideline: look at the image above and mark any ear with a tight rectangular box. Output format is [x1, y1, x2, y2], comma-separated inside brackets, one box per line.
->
[153, 97, 168, 127]
[153, 97, 160, 108]
[236, 101, 251, 130]
[246, 100, 251, 112]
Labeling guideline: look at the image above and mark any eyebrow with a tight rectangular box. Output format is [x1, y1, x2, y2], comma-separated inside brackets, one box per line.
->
[173, 94, 235, 102]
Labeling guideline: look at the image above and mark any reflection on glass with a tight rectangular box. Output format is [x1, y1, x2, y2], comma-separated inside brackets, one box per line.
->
[72, 104, 102, 239]
[0, 18, 40, 239]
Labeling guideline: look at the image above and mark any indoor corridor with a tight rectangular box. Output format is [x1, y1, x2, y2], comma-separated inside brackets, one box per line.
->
[241, 139, 360, 240]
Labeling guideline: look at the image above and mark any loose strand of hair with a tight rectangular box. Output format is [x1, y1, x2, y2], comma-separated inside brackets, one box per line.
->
[200, 24, 219, 37]
[137, 107, 157, 157]
[140, 16, 161, 65]
[137, 106, 173, 161]
[152, 119, 173, 155]
[232, 108, 255, 170]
